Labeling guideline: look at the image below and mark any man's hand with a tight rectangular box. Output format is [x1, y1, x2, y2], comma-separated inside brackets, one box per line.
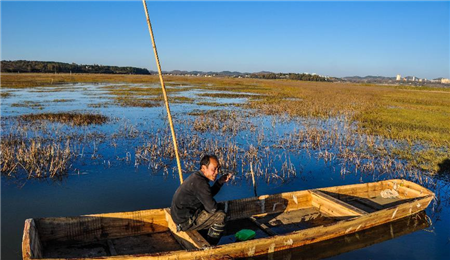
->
[218, 173, 232, 185]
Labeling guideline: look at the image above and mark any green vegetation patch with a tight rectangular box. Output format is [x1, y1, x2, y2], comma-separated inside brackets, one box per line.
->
[356, 90, 450, 172]
[357, 91, 450, 145]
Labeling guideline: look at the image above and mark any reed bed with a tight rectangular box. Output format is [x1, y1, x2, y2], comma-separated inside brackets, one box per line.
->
[1, 136, 72, 178]
[1, 91, 13, 98]
[19, 112, 109, 126]
[114, 97, 160, 108]
[1, 115, 110, 178]
[196, 101, 228, 107]
[52, 99, 75, 103]
[11, 100, 44, 109]
[190, 110, 253, 135]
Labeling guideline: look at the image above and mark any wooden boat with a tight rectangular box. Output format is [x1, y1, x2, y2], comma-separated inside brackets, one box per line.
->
[22, 179, 434, 260]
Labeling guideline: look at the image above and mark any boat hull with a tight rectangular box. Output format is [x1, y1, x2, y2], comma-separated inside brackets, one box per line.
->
[22, 179, 434, 260]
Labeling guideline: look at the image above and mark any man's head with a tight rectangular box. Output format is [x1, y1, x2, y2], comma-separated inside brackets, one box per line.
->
[200, 155, 220, 181]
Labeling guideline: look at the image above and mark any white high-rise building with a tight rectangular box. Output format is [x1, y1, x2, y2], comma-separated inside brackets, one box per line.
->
[396, 74, 401, 81]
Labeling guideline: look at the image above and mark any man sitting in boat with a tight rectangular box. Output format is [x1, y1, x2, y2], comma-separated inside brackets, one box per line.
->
[171, 154, 231, 244]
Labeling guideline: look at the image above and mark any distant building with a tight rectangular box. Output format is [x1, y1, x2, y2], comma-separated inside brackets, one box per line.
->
[441, 78, 450, 84]
[396, 74, 401, 81]
[412, 76, 416, 81]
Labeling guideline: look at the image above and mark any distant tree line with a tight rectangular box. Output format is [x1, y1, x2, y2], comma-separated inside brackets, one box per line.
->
[1, 60, 331, 82]
[250, 73, 330, 82]
[1, 60, 151, 74]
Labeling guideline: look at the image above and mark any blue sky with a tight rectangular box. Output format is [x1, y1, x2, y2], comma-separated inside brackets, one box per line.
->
[1, 1, 449, 79]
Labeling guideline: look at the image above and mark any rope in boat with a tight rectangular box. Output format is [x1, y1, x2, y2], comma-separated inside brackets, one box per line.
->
[142, 0, 183, 184]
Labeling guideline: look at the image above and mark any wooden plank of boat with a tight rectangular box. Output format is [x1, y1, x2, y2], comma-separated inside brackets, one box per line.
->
[252, 211, 430, 260]
[22, 179, 434, 260]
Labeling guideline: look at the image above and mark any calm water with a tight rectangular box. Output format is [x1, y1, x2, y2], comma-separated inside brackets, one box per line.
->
[1, 84, 449, 259]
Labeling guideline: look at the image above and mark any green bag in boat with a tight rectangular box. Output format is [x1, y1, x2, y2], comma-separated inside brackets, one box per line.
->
[235, 229, 256, 241]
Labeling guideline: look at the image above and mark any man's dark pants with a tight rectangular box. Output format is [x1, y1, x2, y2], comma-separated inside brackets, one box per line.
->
[178, 208, 226, 232]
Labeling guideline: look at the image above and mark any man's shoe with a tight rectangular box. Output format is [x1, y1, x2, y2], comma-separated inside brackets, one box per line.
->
[206, 223, 225, 246]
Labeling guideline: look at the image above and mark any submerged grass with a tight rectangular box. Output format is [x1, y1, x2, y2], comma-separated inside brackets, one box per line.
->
[52, 99, 75, 103]
[19, 112, 109, 126]
[11, 101, 44, 109]
[196, 101, 230, 107]
[114, 97, 160, 108]
[1, 91, 13, 98]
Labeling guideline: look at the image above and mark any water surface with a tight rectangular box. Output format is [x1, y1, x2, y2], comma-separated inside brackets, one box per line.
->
[1, 84, 449, 259]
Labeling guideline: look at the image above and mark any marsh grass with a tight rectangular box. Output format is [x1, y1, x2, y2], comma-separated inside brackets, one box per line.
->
[114, 97, 160, 108]
[172, 96, 195, 103]
[191, 110, 252, 134]
[0, 73, 160, 88]
[196, 101, 230, 107]
[356, 91, 450, 144]
[187, 109, 220, 116]
[11, 101, 44, 109]
[3, 73, 449, 176]
[1, 91, 13, 98]
[19, 112, 109, 126]
[1, 115, 112, 178]
[198, 93, 257, 99]
[52, 99, 75, 103]
[88, 102, 112, 108]
[1, 137, 72, 178]
[101, 84, 195, 107]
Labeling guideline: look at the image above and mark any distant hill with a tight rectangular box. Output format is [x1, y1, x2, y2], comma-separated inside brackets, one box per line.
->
[1, 60, 151, 74]
[164, 70, 244, 76]
[342, 75, 395, 82]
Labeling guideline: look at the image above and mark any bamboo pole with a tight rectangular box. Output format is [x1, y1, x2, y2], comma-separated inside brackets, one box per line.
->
[142, 0, 183, 184]
[250, 161, 257, 197]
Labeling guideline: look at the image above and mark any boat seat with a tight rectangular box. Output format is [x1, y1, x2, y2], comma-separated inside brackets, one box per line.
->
[310, 190, 368, 217]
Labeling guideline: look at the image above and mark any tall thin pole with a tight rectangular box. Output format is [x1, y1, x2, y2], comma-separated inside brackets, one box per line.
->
[250, 162, 257, 197]
[142, 0, 183, 184]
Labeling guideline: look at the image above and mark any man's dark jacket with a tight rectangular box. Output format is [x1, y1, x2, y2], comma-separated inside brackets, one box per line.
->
[170, 171, 223, 225]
